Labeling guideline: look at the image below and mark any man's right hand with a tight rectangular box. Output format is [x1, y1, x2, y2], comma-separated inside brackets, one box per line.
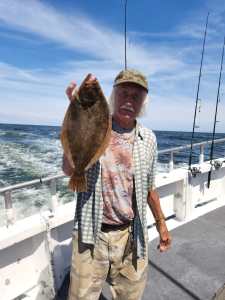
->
[66, 81, 77, 102]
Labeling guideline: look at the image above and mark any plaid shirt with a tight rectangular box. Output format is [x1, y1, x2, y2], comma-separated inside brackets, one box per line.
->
[73, 120, 157, 258]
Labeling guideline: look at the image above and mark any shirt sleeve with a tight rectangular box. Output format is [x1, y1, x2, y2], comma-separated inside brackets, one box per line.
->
[147, 133, 158, 191]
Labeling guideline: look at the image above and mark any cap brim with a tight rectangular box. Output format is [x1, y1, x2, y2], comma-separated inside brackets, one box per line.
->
[113, 79, 148, 92]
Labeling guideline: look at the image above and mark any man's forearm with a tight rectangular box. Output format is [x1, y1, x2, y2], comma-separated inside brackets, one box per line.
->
[148, 190, 172, 251]
[147, 190, 165, 222]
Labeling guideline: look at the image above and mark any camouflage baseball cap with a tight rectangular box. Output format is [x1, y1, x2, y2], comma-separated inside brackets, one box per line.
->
[113, 69, 148, 92]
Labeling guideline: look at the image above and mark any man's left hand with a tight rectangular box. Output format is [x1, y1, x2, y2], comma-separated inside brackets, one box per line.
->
[156, 221, 172, 252]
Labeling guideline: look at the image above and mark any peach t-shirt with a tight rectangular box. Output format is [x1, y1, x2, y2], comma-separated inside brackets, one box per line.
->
[101, 120, 135, 225]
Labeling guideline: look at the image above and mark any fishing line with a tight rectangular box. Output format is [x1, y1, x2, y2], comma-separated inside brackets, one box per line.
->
[207, 37, 225, 188]
[189, 12, 209, 174]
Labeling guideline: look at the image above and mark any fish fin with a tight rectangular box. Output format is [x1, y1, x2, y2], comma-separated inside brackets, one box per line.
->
[69, 172, 87, 192]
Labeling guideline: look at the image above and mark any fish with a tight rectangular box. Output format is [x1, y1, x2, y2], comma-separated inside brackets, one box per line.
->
[60, 74, 111, 192]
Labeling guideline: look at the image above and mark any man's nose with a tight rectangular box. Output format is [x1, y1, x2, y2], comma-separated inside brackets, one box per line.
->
[124, 100, 133, 106]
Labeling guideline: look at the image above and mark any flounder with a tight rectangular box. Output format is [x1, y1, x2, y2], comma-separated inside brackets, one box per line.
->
[60, 74, 111, 192]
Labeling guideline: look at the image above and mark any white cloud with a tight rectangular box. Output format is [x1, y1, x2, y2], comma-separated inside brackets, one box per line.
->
[0, 0, 182, 75]
[0, 0, 225, 132]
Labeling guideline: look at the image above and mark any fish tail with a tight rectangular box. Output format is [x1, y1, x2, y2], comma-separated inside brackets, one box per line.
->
[69, 172, 87, 192]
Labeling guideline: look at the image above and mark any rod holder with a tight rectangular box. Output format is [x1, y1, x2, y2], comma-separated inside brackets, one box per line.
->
[4, 190, 15, 226]
[169, 152, 174, 172]
[49, 179, 59, 213]
[199, 145, 204, 164]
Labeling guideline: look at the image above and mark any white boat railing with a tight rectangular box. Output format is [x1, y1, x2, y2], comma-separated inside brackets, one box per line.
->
[1, 137, 225, 226]
[160, 137, 225, 171]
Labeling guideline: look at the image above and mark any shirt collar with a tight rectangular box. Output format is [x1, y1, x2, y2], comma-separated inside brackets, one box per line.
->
[110, 114, 143, 140]
[135, 120, 144, 140]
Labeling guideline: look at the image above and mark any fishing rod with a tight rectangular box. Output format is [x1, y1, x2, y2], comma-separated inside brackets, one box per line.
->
[122, 0, 128, 70]
[188, 13, 209, 176]
[207, 37, 225, 188]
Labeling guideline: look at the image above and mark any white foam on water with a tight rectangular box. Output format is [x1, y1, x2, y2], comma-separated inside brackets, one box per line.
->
[0, 132, 75, 226]
[0, 177, 74, 227]
[0, 138, 63, 178]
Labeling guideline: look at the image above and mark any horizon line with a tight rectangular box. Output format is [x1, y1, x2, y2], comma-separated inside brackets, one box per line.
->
[0, 121, 225, 135]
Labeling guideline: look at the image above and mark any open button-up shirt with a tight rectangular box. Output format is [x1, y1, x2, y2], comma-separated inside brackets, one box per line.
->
[73, 120, 157, 258]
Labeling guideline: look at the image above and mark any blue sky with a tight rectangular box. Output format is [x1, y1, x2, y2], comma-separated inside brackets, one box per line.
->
[0, 0, 225, 132]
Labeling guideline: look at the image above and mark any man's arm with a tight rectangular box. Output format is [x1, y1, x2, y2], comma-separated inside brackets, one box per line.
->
[146, 133, 171, 251]
[147, 189, 172, 252]
[147, 189, 165, 223]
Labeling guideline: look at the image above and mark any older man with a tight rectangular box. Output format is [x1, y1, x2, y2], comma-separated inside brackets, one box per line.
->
[63, 69, 171, 300]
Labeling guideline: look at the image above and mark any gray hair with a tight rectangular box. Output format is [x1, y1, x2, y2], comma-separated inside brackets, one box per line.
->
[108, 87, 149, 118]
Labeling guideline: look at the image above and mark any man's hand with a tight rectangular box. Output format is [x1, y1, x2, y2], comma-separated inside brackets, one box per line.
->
[66, 81, 77, 102]
[156, 220, 172, 252]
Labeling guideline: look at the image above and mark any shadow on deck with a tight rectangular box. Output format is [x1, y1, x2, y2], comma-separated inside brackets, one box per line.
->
[56, 206, 225, 300]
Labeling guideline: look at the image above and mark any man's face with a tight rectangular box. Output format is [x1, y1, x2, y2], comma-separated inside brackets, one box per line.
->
[113, 82, 147, 122]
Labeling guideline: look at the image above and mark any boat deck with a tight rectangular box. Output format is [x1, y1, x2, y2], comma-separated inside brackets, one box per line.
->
[142, 205, 225, 300]
[56, 205, 225, 300]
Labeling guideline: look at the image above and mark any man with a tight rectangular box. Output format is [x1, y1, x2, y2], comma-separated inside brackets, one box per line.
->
[63, 69, 172, 300]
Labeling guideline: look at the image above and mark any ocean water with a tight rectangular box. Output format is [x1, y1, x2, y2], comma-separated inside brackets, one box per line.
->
[0, 122, 225, 226]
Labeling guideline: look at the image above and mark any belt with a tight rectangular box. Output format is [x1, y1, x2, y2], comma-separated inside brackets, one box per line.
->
[101, 222, 131, 232]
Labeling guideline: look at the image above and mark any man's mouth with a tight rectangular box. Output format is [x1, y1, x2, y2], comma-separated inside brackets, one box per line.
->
[120, 105, 135, 113]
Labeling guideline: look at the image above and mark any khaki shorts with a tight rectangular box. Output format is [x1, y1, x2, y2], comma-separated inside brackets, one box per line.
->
[67, 226, 148, 300]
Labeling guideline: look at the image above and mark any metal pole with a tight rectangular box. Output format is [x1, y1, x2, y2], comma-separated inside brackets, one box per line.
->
[169, 152, 174, 172]
[49, 179, 59, 213]
[4, 190, 15, 226]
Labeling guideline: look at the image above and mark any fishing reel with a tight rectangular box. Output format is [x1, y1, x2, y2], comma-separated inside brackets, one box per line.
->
[189, 166, 201, 177]
[213, 160, 223, 170]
